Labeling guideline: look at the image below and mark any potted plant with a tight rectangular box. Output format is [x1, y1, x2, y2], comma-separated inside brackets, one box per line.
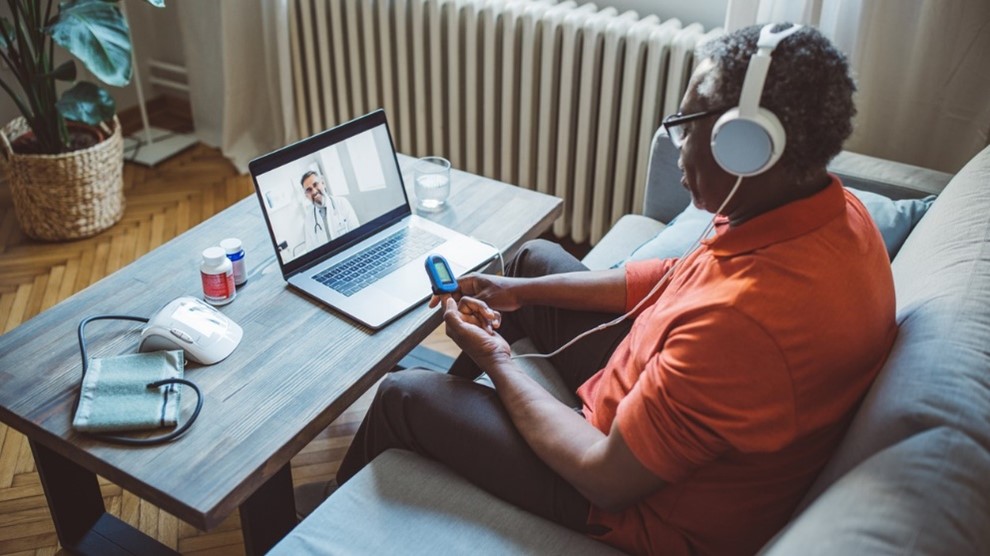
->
[0, 0, 163, 241]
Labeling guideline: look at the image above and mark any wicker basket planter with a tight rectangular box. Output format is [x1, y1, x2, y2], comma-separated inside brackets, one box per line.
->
[0, 116, 124, 241]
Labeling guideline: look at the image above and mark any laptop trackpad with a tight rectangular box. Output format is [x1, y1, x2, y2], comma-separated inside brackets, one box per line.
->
[376, 263, 433, 304]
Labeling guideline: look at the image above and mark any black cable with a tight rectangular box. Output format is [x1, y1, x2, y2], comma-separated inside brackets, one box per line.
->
[77, 315, 203, 446]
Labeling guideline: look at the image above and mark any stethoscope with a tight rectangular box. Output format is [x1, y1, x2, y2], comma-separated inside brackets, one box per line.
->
[312, 203, 324, 235]
[311, 197, 352, 237]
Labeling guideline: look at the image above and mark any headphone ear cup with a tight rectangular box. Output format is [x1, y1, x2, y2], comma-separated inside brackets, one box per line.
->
[711, 108, 786, 176]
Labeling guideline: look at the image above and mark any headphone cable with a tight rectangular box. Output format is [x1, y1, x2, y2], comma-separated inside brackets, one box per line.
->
[514, 174, 746, 360]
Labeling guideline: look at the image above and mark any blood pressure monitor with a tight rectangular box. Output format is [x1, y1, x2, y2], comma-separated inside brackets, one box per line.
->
[425, 254, 459, 295]
[139, 297, 242, 364]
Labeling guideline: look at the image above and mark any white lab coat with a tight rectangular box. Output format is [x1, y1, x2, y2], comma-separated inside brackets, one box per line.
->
[302, 195, 360, 251]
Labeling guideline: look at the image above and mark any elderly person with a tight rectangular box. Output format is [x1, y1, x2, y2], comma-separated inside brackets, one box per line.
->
[300, 170, 360, 249]
[309, 24, 895, 555]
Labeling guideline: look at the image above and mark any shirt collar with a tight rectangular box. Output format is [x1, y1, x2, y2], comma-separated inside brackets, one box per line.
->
[704, 175, 846, 257]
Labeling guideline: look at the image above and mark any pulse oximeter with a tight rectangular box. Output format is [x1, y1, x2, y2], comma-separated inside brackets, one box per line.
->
[425, 254, 459, 295]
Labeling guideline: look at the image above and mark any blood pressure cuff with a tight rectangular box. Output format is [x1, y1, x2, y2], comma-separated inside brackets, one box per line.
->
[72, 350, 185, 433]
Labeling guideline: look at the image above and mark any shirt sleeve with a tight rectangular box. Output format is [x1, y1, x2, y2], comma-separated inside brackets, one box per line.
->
[616, 307, 797, 482]
[624, 259, 677, 315]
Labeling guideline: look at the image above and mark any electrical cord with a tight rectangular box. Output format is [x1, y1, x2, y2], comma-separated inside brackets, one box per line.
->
[469, 237, 506, 276]
[77, 315, 203, 446]
[513, 174, 747, 360]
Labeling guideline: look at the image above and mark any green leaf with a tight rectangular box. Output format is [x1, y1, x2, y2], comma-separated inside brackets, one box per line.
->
[0, 18, 13, 50]
[51, 60, 78, 81]
[56, 81, 116, 125]
[49, 0, 132, 87]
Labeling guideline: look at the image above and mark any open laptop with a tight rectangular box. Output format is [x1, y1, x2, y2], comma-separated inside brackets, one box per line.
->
[249, 109, 498, 329]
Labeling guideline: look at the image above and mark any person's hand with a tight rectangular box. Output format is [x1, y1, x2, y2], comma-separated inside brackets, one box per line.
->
[454, 295, 502, 334]
[443, 297, 511, 370]
[429, 274, 522, 312]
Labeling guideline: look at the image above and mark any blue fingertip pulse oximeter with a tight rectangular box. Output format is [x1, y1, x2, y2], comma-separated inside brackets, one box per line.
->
[425, 254, 459, 295]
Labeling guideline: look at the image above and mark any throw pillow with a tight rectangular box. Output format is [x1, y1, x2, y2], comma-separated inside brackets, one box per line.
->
[624, 187, 935, 264]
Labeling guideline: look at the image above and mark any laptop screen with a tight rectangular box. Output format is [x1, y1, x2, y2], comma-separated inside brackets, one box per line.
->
[250, 111, 409, 273]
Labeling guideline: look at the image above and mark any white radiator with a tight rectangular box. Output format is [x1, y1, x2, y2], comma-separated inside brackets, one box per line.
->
[288, 0, 721, 244]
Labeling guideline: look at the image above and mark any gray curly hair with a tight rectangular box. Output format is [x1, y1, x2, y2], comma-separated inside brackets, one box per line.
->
[695, 24, 856, 180]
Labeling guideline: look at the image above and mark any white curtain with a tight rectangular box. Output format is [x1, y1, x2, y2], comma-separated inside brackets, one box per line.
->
[726, 0, 990, 173]
[175, 0, 297, 173]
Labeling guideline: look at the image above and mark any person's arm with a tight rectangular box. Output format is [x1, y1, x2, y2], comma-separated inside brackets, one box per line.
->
[443, 298, 666, 511]
[431, 269, 628, 314]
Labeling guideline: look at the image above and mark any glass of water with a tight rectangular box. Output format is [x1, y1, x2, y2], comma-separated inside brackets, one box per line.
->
[413, 156, 451, 212]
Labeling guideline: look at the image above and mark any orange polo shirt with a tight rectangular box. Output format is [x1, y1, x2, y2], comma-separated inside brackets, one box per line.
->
[577, 177, 897, 555]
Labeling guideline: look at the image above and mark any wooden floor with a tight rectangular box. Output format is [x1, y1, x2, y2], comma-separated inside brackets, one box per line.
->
[0, 112, 458, 554]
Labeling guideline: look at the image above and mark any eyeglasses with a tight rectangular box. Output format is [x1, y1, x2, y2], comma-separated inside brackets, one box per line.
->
[662, 107, 729, 149]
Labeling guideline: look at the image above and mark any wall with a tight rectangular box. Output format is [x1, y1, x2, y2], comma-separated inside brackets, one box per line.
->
[124, 0, 187, 105]
[0, 0, 724, 136]
[4, 1, 981, 173]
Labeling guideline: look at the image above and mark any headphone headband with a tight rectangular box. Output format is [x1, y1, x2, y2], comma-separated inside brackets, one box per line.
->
[758, 22, 803, 48]
[737, 23, 802, 118]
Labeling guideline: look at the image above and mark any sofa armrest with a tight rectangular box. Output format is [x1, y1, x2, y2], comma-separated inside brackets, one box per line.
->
[829, 151, 952, 199]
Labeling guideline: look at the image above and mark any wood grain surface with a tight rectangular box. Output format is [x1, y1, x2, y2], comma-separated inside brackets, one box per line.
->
[0, 151, 561, 543]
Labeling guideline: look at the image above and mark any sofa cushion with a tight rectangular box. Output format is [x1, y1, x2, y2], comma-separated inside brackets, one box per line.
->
[795, 144, 990, 507]
[760, 427, 990, 555]
[846, 188, 936, 257]
[625, 187, 935, 264]
[270, 449, 625, 556]
[581, 214, 665, 271]
[623, 202, 715, 263]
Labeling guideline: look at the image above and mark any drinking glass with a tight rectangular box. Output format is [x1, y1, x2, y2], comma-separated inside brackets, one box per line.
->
[413, 156, 451, 212]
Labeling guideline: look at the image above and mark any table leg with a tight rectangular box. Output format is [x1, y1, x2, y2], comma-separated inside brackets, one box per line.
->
[239, 462, 298, 555]
[31, 441, 103, 545]
[31, 441, 177, 555]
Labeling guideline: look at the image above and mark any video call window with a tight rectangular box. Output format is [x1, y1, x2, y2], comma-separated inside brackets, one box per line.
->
[254, 126, 405, 264]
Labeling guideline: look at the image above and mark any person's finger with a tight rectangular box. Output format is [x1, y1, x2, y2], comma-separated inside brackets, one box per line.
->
[460, 295, 501, 329]
[431, 292, 461, 308]
[457, 296, 477, 316]
[458, 296, 497, 334]
[447, 296, 498, 336]
[458, 295, 485, 310]
[443, 297, 463, 335]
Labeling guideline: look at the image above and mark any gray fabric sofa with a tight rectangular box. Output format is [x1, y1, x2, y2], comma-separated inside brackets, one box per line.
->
[270, 132, 990, 555]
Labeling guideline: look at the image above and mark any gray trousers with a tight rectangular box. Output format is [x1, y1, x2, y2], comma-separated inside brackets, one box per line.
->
[337, 240, 633, 531]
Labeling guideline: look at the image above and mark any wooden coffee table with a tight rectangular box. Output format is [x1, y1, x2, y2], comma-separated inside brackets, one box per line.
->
[0, 156, 561, 555]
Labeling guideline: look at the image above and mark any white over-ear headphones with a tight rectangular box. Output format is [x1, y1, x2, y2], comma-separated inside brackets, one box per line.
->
[711, 23, 802, 177]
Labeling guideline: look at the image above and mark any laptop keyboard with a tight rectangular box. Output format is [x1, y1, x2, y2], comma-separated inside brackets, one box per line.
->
[313, 227, 445, 297]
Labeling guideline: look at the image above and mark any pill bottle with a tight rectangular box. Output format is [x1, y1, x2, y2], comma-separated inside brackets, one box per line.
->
[220, 237, 247, 286]
[201, 246, 236, 305]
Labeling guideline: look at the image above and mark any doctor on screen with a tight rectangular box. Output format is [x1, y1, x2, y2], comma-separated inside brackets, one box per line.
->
[300, 170, 360, 250]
